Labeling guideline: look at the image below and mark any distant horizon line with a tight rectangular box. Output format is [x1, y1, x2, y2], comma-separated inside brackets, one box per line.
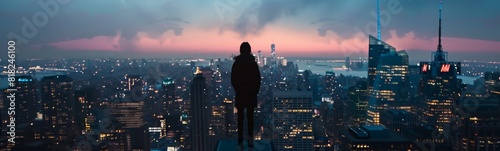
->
[3, 56, 500, 64]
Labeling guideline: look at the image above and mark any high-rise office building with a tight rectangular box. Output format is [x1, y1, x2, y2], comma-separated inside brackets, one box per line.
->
[347, 81, 368, 127]
[41, 75, 76, 150]
[13, 76, 37, 124]
[418, 2, 462, 132]
[408, 65, 421, 100]
[190, 68, 210, 151]
[162, 77, 176, 102]
[455, 97, 500, 151]
[105, 75, 150, 150]
[324, 71, 337, 99]
[333, 97, 346, 145]
[367, 35, 394, 97]
[223, 99, 237, 138]
[345, 57, 351, 69]
[74, 87, 98, 133]
[103, 100, 149, 150]
[2, 76, 37, 149]
[368, 50, 409, 125]
[257, 50, 263, 67]
[161, 77, 183, 146]
[273, 90, 314, 150]
[271, 43, 277, 67]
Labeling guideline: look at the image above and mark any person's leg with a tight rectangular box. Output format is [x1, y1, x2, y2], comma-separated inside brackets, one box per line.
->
[247, 106, 255, 147]
[236, 106, 244, 145]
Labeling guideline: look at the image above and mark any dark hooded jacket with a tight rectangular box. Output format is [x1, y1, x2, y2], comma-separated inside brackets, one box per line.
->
[231, 54, 261, 108]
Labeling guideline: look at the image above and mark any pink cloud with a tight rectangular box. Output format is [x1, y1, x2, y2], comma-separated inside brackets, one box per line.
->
[42, 26, 500, 57]
[47, 31, 122, 51]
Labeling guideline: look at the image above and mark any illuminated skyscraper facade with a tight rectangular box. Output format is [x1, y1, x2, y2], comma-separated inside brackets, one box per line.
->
[418, 2, 462, 132]
[324, 71, 337, 99]
[368, 50, 409, 125]
[273, 90, 313, 150]
[367, 35, 394, 97]
[41, 75, 76, 150]
[348, 81, 368, 127]
[455, 97, 500, 151]
[14, 76, 37, 124]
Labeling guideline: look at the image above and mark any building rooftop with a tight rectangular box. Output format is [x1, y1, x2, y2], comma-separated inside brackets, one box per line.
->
[343, 125, 411, 143]
[216, 139, 274, 151]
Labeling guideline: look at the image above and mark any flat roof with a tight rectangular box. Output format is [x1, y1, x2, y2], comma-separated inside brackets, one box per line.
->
[343, 126, 412, 143]
[216, 139, 274, 151]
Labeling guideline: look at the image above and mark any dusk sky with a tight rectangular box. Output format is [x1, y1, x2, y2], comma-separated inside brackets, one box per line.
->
[1, 0, 500, 60]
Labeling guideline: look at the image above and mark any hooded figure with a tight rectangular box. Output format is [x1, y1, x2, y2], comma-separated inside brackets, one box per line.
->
[231, 42, 261, 148]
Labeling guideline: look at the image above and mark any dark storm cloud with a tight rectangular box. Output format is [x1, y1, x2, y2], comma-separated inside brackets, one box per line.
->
[0, 0, 189, 46]
[227, 0, 379, 39]
[230, 0, 325, 37]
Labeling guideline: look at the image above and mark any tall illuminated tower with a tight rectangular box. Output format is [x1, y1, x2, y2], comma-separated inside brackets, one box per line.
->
[271, 43, 276, 67]
[273, 90, 314, 150]
[14, 76, 37, 124]
[418, 1, 461, 132]
[367, 36, 394, 99]
[376, 0, 381, 40]
[41, 75, 75, 150]
[190, 67, 210, 151]
[368, 50, 409, 125]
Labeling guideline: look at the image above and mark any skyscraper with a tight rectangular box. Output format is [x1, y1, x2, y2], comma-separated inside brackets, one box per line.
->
[324, 71, 337, 99]
[368, 50, 409, 125]
[103, 99, 149, 150]
[273, 90, 314, 150]
[271, 43, 277, 67]
[223, 99, 237, 138]
[333, 96, 345, 145]
[408, 65, 421, 100]
[1, 76, 37, 149]
[74, 87, 98, 133]
[257, 50, 263, 67]
[13, 76, 37, 124]
[190, 68, 210, 151]
[347, 81, 368, 127]
[41, 75, 76, 150]
[367, 35, 394, 96]
[418, 1, 462, 132]
[345, 57, 351, 69]
[161, 77, 182, 146]
[455, 97, 500, 151]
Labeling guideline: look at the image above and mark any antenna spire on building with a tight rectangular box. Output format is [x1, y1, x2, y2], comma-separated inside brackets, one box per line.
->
[377, 0, 381, 40]
[437, 0, 443, 52]
[434, 0, 446, 62]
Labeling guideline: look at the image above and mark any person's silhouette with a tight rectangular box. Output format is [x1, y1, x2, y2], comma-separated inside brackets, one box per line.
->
[231, 42, 261, 148]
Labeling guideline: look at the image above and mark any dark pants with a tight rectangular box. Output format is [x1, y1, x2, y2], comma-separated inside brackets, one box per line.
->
[237, 106, 254, 142]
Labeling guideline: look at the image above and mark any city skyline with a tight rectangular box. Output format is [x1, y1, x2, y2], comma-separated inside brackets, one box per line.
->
[1, 0, 500, 60]
[2, 1, 500, 150]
